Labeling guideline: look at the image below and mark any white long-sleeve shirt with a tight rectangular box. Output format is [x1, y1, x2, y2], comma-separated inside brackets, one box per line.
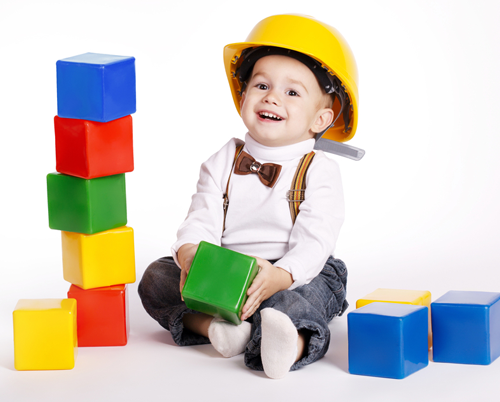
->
[172, 133, 345, 290]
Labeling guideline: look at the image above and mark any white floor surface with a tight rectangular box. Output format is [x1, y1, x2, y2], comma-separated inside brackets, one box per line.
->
[2, 265, 500, 402]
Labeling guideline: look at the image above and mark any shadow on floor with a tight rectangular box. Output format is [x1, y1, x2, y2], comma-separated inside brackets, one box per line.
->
[0, 344, 15, 371]
[322, 321, 349, 373]
[147, 330, 178, 347]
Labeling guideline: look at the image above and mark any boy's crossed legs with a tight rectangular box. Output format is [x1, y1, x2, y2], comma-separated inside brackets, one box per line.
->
[138, 256, 347, 378]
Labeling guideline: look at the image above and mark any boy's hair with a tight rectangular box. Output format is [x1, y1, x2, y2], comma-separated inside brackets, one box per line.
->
[322, 93, 335, 109]
[239, 47, 336, 96]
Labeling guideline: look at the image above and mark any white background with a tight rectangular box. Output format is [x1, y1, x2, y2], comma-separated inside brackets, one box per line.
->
[1, 0, 500, 401]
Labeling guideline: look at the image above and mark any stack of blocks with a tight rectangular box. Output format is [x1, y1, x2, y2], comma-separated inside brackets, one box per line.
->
[13, 53, 137, 370]
[347, 288, 500, 379]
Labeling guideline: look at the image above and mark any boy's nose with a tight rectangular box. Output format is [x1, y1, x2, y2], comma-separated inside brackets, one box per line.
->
[263, 91, 280, 106]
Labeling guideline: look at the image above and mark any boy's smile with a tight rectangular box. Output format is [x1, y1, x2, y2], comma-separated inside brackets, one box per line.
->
[257, 111, 283, 121]
[239, 55, 333, 148]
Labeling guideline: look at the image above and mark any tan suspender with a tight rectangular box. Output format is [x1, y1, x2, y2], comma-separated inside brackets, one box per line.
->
[287, 151, 316, 224]
[223, 145, 315, 231]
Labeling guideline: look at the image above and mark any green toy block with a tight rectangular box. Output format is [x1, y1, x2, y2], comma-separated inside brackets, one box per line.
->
[182, 241, 259, 325]
[47, 173, 127, 234]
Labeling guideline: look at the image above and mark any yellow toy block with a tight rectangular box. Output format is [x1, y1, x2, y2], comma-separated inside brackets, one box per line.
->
[61, 226, 136, 290]
[356, 288, 431, 309]
[13, 299, 77, 370]
[356, 288, 433, 347]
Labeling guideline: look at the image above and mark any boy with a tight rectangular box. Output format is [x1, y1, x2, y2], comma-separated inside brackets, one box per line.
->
[139, 14, 359, 379]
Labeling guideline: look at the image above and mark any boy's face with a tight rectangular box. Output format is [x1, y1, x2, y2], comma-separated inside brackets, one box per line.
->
[240, 55, 333, 148]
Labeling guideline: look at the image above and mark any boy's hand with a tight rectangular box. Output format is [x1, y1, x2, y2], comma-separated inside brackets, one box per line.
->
[177, 243, 199, 300]
[240, 257, 293, 321]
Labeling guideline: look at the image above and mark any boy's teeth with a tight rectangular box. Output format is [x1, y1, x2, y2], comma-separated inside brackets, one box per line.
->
[261, 112, 281, 120]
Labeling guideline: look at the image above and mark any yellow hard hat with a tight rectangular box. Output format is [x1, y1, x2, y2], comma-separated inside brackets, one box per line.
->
[224, 14, 359, 143]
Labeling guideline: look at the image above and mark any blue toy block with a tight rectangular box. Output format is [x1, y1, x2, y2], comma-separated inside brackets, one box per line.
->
[348, 302, 428, 379]
[56, 53, 136, 122]
[431, 290, 500, 365]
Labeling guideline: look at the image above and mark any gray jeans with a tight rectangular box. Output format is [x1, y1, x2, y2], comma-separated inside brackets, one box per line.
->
[138, 255, 348, 371]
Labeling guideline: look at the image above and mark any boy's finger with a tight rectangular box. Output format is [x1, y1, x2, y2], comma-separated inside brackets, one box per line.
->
[244, 293, 257, 311]
[247, 276, 263, 295]
[242, 302, 256, 320]
[245, 297, 262, 319]
[243, 288, 263, 314]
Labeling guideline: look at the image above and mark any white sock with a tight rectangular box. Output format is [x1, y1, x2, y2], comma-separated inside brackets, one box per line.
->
[261, 308, 298, 379]
[208, 317, 251, 358]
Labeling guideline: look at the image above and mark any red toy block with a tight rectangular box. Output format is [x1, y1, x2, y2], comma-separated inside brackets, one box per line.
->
[54, 115, 134, 179]
[67, 284, 129, 347]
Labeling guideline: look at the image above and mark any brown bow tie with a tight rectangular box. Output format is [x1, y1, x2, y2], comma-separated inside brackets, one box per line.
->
[233, 151, 282, 188]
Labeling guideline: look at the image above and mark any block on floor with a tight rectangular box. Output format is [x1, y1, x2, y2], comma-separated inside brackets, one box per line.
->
[357, 288, 433, 347]
[62, 226, 135, 289]
[56, 52, 136, 122]
[47, 172, 127, 234]
[13, 299, 77, 370]
[431, 290, 500, 365]
[348, 302, 428, 379]
[68, 284, 129, 346]
[54, 115, 134, 179]
[181, 241, 259, 325]
[356, 288, 431, 309]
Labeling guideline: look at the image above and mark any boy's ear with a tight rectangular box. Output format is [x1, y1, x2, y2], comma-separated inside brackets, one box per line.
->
[311, 108, 334, 134]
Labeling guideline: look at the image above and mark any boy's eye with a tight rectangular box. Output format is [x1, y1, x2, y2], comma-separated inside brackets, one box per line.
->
[256, 83, 268, 90]
[286, 90, 299, 96]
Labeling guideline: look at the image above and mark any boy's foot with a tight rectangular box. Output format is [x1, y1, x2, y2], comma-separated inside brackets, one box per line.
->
[208, 317, 251, 358]
[260, 308, 298, 379]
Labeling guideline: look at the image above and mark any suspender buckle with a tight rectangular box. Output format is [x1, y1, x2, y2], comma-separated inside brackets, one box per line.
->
[287, 190, 306, 203]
